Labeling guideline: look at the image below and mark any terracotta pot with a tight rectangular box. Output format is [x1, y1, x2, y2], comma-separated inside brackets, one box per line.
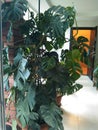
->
[17, 123, 49, 130]
[16, 119, 28, 130]
[40, 124, 49, 130]
[56, 95, 62, 107]
[21, 126, 28, 130]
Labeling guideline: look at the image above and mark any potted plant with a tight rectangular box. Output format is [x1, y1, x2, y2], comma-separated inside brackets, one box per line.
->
[93, 65, 98, 88]
[2, 0, 89, 130]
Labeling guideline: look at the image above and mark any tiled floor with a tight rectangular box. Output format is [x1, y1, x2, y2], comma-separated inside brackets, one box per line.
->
[61, 75, 98, 130]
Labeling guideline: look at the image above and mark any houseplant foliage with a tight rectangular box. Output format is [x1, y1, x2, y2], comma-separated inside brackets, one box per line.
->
[93, 66, 98, 88]
[2, 0, 89, 130]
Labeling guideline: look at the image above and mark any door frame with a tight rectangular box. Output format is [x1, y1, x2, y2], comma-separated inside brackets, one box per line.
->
[70, 27, 97, 79]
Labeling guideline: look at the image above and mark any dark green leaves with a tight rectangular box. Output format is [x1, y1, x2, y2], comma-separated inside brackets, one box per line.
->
[71, 36, 90, 65]
[36, 5, 76, 49]
[2, 2, 84, 130]
[39, 103, 64, 130]
[2, 0, 28, 22]
[16, 85, 36, 128]
[19, 18, 36, 36]
[44, 5, 76, 38]
[77, 36, 89, 43]
[7, 23, 13, 41]
[41, 51, 59, 71]
[93, 66, 98, 88]
[14, 58, 30, 90]
[27, 86, 36, 111]
[65, 83, 83, 95]
[41, 57, 57, 71]
[16, 99, 30, 127]
[61, 49, 82, 74]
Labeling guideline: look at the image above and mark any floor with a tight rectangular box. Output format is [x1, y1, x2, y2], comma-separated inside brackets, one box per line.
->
[61, 75, 98, 130]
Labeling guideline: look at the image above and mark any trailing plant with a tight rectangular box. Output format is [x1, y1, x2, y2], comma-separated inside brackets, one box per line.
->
[2, 0, 89, 130]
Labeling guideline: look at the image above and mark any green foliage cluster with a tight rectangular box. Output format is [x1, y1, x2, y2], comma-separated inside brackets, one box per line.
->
[93, 66, 98, 88]
[2, 0, 89, 130]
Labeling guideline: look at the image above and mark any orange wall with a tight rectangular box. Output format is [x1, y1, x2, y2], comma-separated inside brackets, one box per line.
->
[73, 30, 91, 46]
[72, 30, 91, 75]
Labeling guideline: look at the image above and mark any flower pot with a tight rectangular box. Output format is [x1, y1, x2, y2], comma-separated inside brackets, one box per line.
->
[40, 124, 49, 130]
[16, 119, 28, 130]
[21, 127, 28, 130]
[56, 95, 62, 107]
[17, 123, 49, 130]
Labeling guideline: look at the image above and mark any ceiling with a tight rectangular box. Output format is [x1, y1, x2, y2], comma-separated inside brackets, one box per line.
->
[28, 0, 98, 27]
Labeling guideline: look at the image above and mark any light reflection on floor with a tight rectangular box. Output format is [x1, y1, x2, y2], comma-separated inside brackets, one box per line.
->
[61, 75, 98, 130]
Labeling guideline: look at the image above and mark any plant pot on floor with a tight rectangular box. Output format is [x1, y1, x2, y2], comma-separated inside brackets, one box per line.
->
[40, 124, 49, 130]
[16, 119, 28, 130]
[56, 95, 62, 107]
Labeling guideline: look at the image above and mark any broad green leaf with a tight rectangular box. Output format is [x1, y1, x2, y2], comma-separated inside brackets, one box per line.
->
[42, 57, 56, 71]
[39, 103, 64, 130]
[3, 74, 9, 90]
[40, 105, 57, 128]
[16, 99, 30, 127]
[14, 52, 22, 66]
[22, 69, 30, 80]
[45, 41, 53, 51]
[72, 49, 81, 61]
[2, 0, 28, 21]
[14, 79, 24, 90]
[19, 58, 27, 71]
[45, 5, 75, 37]
[14, 69, 24, 82]
[27, 86, 35, 110]
[7, 23, 13, 42]
[77, 36, 89, 43]
[29, 112, 39, 120]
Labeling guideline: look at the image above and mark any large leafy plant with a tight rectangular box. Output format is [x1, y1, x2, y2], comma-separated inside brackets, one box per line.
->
[2, 0, 89, 130]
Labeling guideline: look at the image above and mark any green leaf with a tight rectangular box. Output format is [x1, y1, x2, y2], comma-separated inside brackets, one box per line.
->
[14, 69, 23, 82]
[3, 47, 9, 65]
[3, 74, 9, 90]
[19, 58, 28, 71]
[7, 23, 13, 42]
[93, 66, 98, 88]
[3, 64, 11, 75]
[27, 85, 35, 110]
[29, 112, 39, 120]
[14, 78, 24, 90]
[39, 103, 64, 130]
[73, 83, 83, 92]
[66, 83, 83, 95]
[22, 69, 30, 80]
[2, 0, 28, 21]
[41, 56, 57, 71]
[45, 41, 53, 51]
[19, 19, 35, 36]
[40, 105, 57, 128]
[14, 52, 22, 66]
[72, 49, 81, 61]
[46, 6, 75, 36]
[16, 99, 30, 127]
[77, 36, 89, 43]
[36, 6, 75, 49]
